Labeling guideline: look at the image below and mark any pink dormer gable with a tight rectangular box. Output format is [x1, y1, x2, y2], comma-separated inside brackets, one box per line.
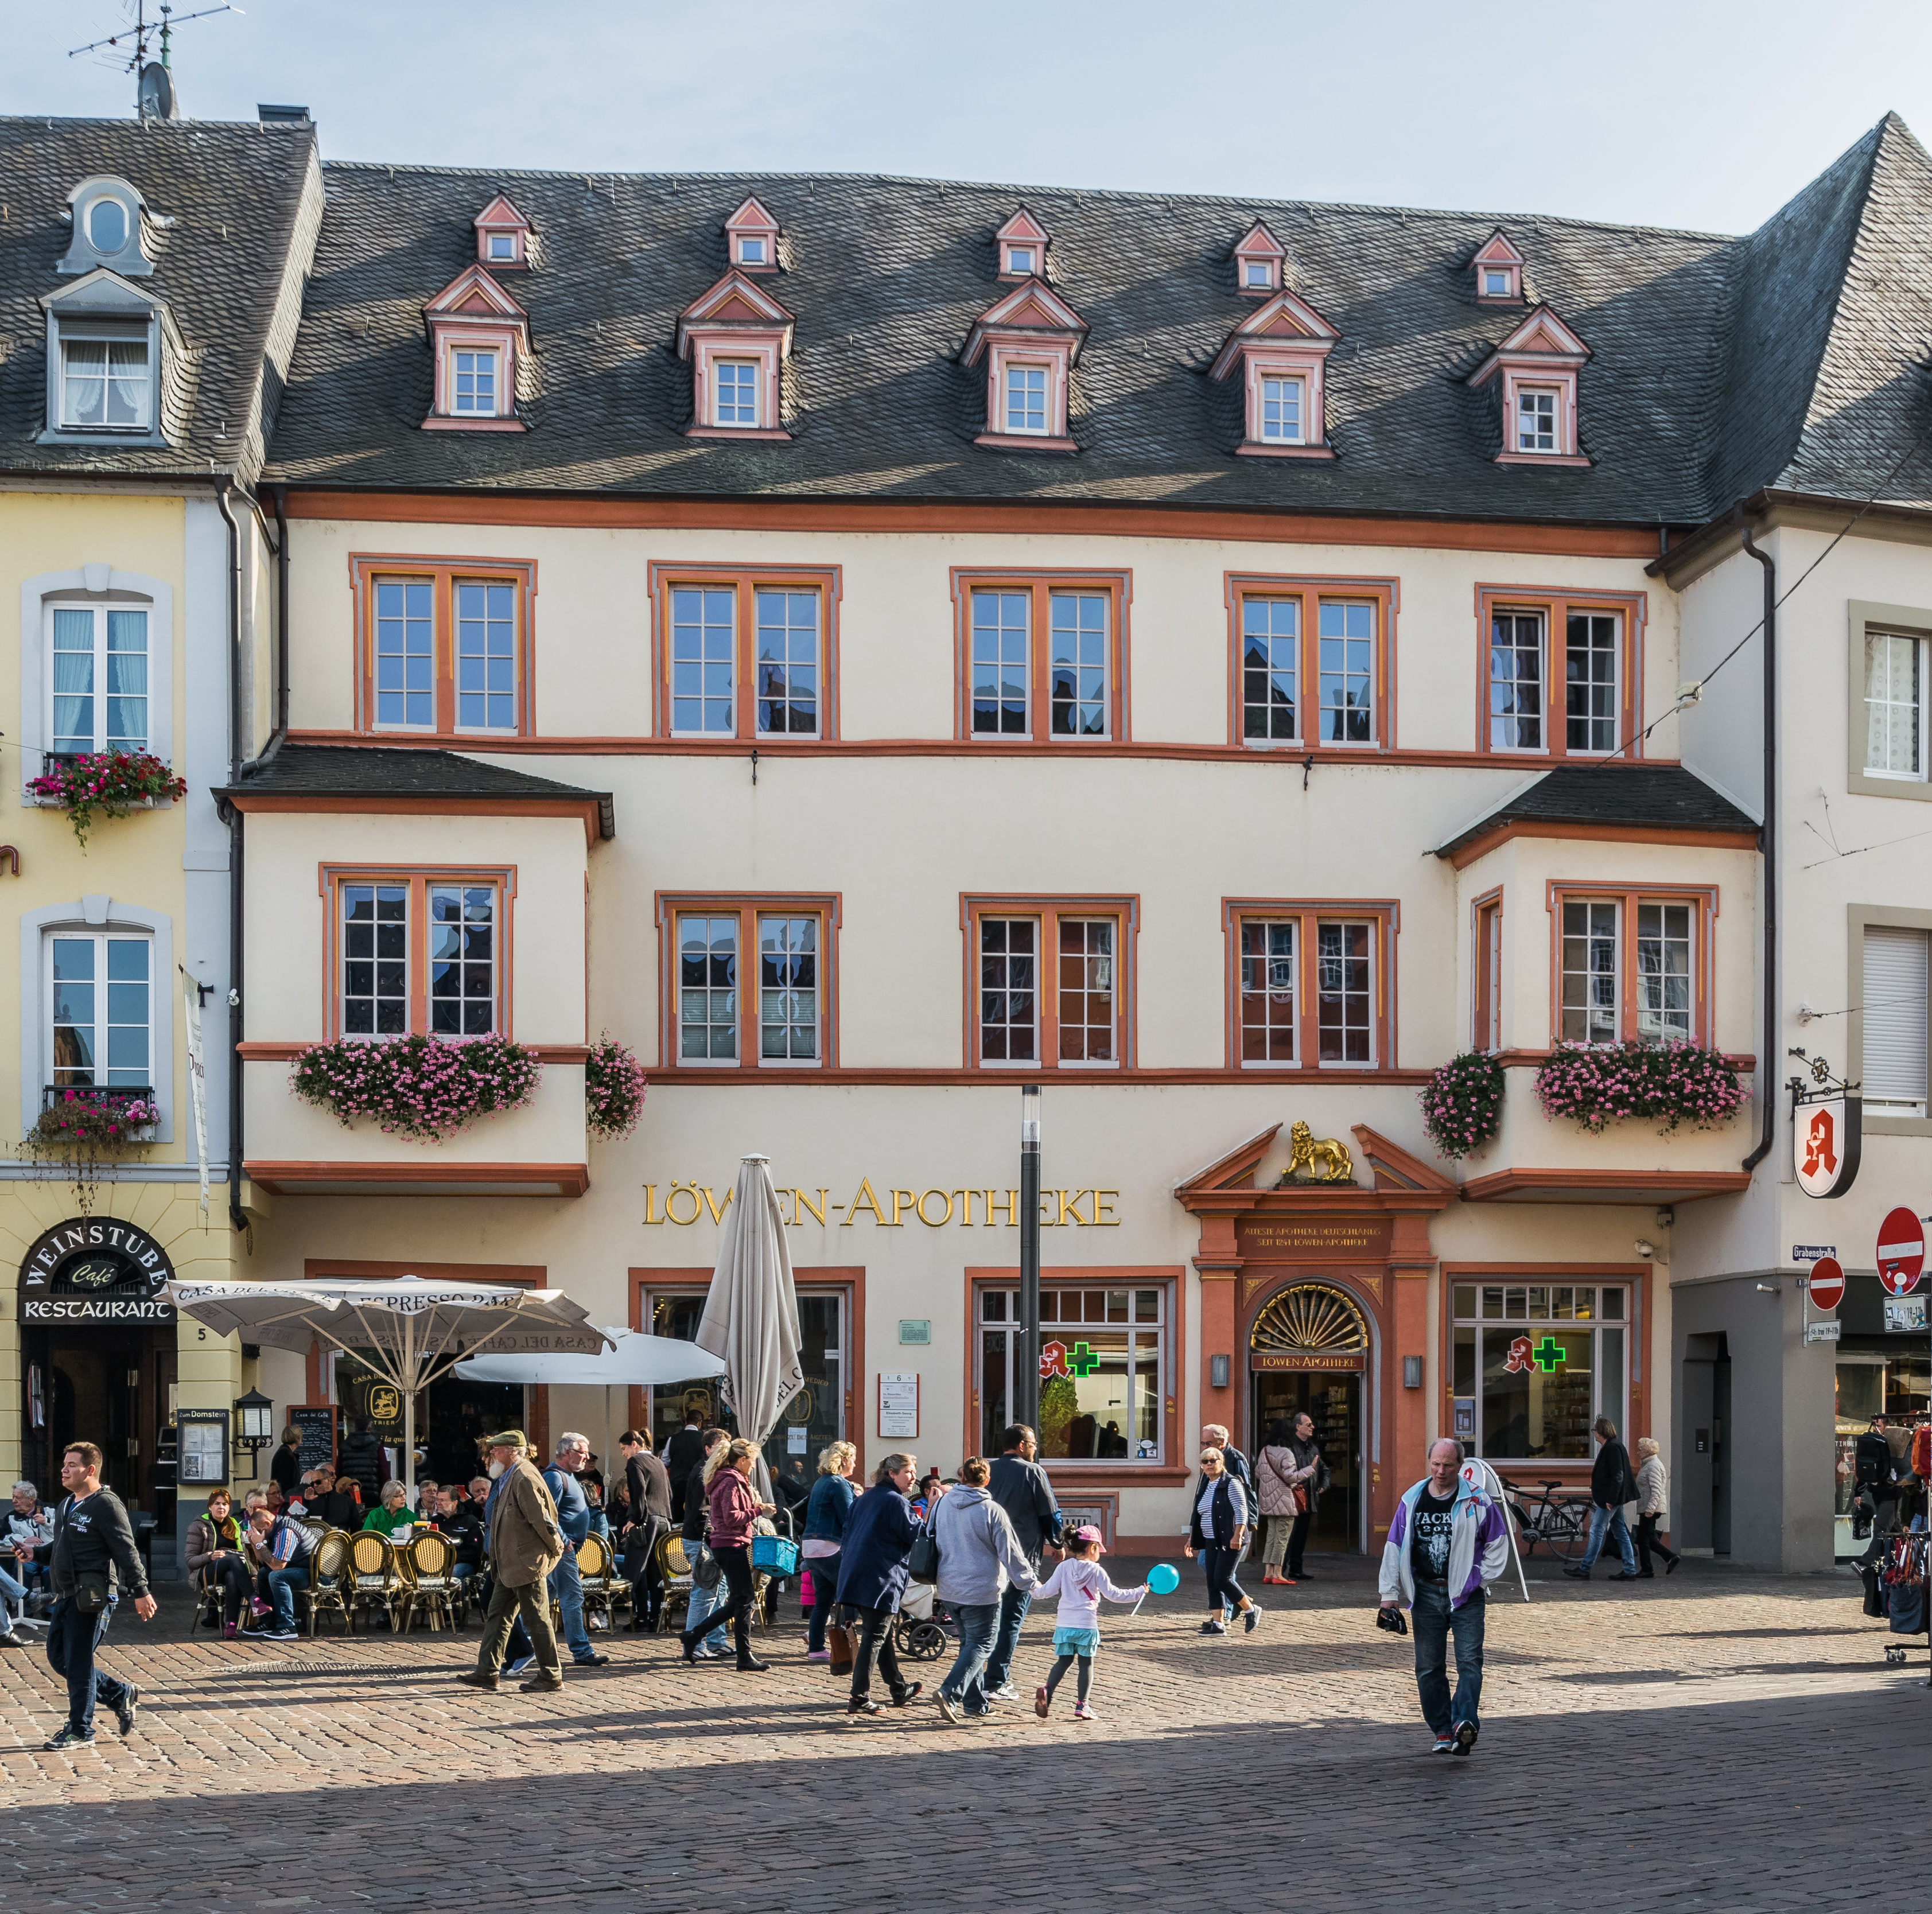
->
[1233, 221, 1286, 296]
[1467, 305, 1591, 466]
[1471, 230, 1525, 304]
[473, 194, 532, 269]
[676, 269, 796, 440]
[1208, 289, 1340, 459]
[995, 207, 1051, 281]
[422, 264, 529, 433]
[724, 195, 781, 273]
[961, 278, 1089, 453]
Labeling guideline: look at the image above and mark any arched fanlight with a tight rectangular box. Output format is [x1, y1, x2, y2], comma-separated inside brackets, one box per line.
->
[1249, 1282, 1368, 1355]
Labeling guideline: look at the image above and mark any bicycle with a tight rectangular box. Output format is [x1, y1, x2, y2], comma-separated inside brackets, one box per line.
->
[1494, 1474, 1592, 1563]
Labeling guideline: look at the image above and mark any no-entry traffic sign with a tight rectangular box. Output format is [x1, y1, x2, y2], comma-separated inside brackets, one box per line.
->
[1876, 1208, 1925, 1296]
[1807, 1255, 1846, 1312]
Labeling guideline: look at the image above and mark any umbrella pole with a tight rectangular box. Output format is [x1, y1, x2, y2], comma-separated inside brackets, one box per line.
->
[402, 1310, 417, 1497]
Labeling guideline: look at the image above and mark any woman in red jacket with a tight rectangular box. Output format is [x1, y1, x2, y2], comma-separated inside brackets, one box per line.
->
[679, 1438, 775, 1672]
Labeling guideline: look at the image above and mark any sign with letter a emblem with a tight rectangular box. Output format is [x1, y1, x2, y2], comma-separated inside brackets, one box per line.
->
[1794, 1093, 1861, 1199]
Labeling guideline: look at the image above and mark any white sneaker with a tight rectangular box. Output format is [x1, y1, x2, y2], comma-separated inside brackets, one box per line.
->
[504, 1656, 535, 1677]
[988, 1683, 1020, 1702]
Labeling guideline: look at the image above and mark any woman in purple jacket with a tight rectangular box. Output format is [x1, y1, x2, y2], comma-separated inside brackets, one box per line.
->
[679, 1438, 774, 1672]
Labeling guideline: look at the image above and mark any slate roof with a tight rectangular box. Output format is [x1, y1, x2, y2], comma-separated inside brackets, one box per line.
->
[261, 114, 1932, 527]
[0, 116, 321, 486]
[1434, 764, 1761, 860]
[220, 743, 615, 837]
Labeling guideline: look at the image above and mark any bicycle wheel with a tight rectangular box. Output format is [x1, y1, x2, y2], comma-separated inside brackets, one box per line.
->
[1539, 1498, 1592, 1564]
[1507, 1501, 1544, 1559]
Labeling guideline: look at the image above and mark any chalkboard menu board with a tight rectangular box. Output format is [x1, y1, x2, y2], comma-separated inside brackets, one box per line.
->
[291, 1405, 337, 1472]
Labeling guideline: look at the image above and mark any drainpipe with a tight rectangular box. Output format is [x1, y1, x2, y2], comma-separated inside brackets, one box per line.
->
[1739, 524, 1777, 1174]
[270, 485, 290, 745]
[213, 477, 248, 1234]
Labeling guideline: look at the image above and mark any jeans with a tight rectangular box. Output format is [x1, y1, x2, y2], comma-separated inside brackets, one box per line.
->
[46, 1596, 130, 1737]
[848, 1602, 907, 1703]
[263, 1564, 306, 1630]
[1635, 1513, 1678, 1574]
[548, 1547, 596, 1662]
[980, 1578, 1032, 1693]
[804, 1553, 841, 1652]
[0, 1561, 25, 1608]
[940, 1600, 1000, 1712]
[1579, 1503, 1638, 1574]
[1411, 1581, 1483, 1737]
[1201, 1546, 1247, 1616]
[476, 1576, 561, 1679]
[683, 1566, 729, 1652]
[684, 1544, 755, 1661]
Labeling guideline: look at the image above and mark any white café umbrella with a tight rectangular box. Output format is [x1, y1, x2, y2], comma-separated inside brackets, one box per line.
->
[695, 1156, 804, 1501]
[165, 1275, 611, 1494]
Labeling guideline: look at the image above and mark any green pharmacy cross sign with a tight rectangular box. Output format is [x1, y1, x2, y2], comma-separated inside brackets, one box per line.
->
[1530, 1336, 1565, 1374]
[1066, 1341, 1101, 1378]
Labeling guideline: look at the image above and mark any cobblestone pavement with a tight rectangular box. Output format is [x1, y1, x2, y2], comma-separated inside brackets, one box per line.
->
[2, 1555, 1929, 1912]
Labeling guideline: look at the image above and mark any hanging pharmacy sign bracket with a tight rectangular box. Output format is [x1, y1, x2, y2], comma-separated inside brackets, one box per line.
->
[1788, 1049, 1861, 1199]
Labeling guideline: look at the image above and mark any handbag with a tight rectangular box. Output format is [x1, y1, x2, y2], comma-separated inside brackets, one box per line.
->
[826, 1620, 854, 1674]
[905, 1528, 939, 1582]
[1292, 1484, 1309, 1515]
[691, 1545, 722, 1590]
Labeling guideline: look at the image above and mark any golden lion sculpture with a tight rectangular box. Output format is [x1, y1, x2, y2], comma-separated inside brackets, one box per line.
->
[1285, 1119, 1353, 1184]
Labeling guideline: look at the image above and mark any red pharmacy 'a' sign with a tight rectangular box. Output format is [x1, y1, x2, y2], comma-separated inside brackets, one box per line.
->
[1807, 1256, 1845, 1312]
[1876, 1208, 1924, 1296]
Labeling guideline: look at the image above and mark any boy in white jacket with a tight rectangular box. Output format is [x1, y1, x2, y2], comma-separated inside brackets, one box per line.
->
[1030, 1525, 1146, 1721]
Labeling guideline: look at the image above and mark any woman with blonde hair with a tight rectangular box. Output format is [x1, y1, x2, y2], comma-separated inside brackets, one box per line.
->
[1633, 1437, 1679, 1577]
[802, 1440, 859, 1662]
[680, 1437, 775, 1670]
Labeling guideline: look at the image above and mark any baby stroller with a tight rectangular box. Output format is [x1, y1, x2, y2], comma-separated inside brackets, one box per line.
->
[892, 1578, 948, 1661]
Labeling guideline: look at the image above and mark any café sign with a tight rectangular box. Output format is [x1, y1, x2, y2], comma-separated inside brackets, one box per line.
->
[18, 1216, 177, 1325]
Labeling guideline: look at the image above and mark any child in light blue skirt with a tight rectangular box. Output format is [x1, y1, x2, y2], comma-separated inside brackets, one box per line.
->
[1030, 1525, 1146, 1721]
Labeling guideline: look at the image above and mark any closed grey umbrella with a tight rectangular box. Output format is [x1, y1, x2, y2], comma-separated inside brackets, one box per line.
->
[695, 1155, 804, 1501]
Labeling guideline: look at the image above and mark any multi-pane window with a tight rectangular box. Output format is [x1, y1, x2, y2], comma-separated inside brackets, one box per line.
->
[979, 1285, 1167, 1462]
[1242, 598, 1299, 742]
[1316, 920, 1373, 1063]
[342, 884, 409, 1036]
[452, 349, 497, 415]
[1260, 376, 1304, 442]
[1636, 902, 1691, 1044]
[678, 915, 739, 1062]
[49, 933, 151, 1088]
[755, 589, 819, 736]
[1865, 632, 1924, 779]
[1517, 388, 1556, 452]
[60, 337, 150, 430]
[1561, 900, 1619, 1045]
[979, 918, 1037, 1062]
[759, 915, 818, 1061]
[1317, 602, 1375, 743]
[1488, 612, 1544, 750]
[1056, 919, 1115, 1063]
[715, 360, 759, 426]
[1239, 920, 1297, 1063]
[374, 581, 435, 729]
[454, 582, 516, 730]
[428, 886, 495, 1035]
[1048, 593, 1109, 737]
[671, 587, 736, 734]
[49, 605, 148, 756]
[1005, 364, 1047, 434]
[971, 590, 1031, 734]
[1451, 1283, 1628, 1461]
[1565, 613, 1619, 753]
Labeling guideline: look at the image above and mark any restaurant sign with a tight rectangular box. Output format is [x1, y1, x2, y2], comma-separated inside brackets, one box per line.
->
[18, 1216, 177, 1325]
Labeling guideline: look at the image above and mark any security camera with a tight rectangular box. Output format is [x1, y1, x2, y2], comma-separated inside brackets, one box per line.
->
[1654, 1207, 1675, 1231]
[1634, 1240, 1654, 1260]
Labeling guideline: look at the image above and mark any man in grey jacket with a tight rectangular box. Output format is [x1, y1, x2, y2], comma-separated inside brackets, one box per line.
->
[931, 1457, 1038, 1723]
[981, 1423, 1061, 1702]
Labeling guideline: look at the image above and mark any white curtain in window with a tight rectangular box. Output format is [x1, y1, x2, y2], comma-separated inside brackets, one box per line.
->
[1863, 925, 1930, 1110]
[1865, 632, 1921, 776]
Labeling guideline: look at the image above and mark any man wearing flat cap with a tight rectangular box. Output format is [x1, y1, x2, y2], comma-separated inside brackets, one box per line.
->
[459, 1430, 566, 1693]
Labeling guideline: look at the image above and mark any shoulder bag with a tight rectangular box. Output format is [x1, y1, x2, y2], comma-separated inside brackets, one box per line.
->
[691, 1543, 722, 1590]
[905, 1524, 939, 1582]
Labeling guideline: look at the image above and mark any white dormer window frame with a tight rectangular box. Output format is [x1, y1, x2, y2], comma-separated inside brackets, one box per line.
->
[714, 356, 761, 428]
[1004, 242, 1036, 277]
[472, 194, 532, 269]
[1483, 267, 1511, 298]
[1211, 290, 1340, 461]
[978, 340, 1076, 449]
[1258, 371, 1306, 445]
[737, 234, 768, 267]
[677, 267, 795, 441]
[724, 197, 783, 274]
[57, 330, 152, 432]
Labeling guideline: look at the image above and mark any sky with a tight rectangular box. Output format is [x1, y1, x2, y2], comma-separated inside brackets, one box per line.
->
[3, 0, 1931, 236]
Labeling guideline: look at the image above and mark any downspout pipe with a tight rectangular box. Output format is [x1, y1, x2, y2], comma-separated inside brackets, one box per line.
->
[213, 477, 248, 1235]
[1740, 524, 1777, 1174]
[271, 485, 290, 743]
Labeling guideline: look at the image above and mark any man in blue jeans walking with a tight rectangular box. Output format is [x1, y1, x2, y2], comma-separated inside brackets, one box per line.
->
[542, 1433, 609, 1668]
[1565, 1417, 1640, 1582]
[1378, 1438, 1509, 1757]
[981, 1426, 1062, 1702]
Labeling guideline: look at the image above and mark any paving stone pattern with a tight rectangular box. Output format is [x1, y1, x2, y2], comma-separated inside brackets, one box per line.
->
[2, 1557, 1928, 1912]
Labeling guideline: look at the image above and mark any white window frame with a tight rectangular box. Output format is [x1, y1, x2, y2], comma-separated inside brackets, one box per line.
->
[46, 929, 154, 1094]
[669, 585, 737, 737]
[21, 569, 172, 784]
[1259, 374, 1305, 444]
[451, 347, 499, 417]
[453, 579, 519, 734]
[427, 883, 499, 1038]
[45, 600, 150, 757]
[1314, 918, 1376, 1066]
[1560, 898, 1621, 1047]
[1238, 916, 1299, 1067]
[970, 589, 1032, 737]
[677, 912, 741, 1066]
[1564, 611, 1621, 755]
[737, 235, 767, 266]
[1517, 386, 1558, 453]
[713, 358, 761, 429]
[752, 588, 821, 738]
[1045, 590, 1111, 740]
[1864, 631, 1926, 781]
[372, 577, 437, 733]
[1004, 362, 1050, 435]
[756, 912, 821, 1066]
[486, 232, 517, 261]
[978, 915, 1040, 1065]
[58, 332, 151, 431]
[1483, 268, 1512, 298]
[340, 881, 411, 1038]
[1243, 259, 1273, 289]
[1240, 596, 1300, 746]
[1004, 244, 1035, 275]
[1315, 600, 1377, 746]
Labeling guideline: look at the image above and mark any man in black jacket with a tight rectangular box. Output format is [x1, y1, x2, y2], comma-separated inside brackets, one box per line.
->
[981, 1424, 1063, 1702]
[664, 1411, 706, 1523]
[29, 1441, 155, 1750]
[617, 1431, 672, 1628]
[1856, 1416, 1906, 1566]
[1565, 1416, 1639, 1581]
[335, 1418, 387, 1508]
[294, 1465, 364, 1535]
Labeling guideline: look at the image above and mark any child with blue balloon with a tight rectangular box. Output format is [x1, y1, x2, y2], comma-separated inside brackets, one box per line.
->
[1029, 1525, 1147, 1722]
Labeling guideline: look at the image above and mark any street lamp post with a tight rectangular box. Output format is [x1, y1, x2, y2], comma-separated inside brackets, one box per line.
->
[1019, 1084, 1041, 1434]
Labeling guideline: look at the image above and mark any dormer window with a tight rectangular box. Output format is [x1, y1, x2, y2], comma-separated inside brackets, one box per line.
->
[1467, 305, 1591, 466]
[716, 359, 760, 426]
[1005, 364, 1048, 434]
[472, 194, 532, 269]
[38, 271, 174, 446]
[57, 176, 153, 278]
[996, 208, 1052, 281]
[452, 348, 498, 415]
[962, 277, 1088, 453]
[1483, 268, 1511, 298]
[677, 268, 795, 439]
[61, 335, 150, 429]
[1007, 245, 1035, 275]
[1260, 374, 1303, 444]
[421, 264, 529, 432]
[1210, 289, 1340, 458]
[724, 196, 782, 273]
[1471, 230, 1525, 304]
[1232, 221, 1286, 297]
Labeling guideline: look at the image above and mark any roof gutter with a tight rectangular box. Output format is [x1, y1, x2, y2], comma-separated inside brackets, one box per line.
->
[1739, 522, 1778, 1175]
[212, 476, 249, 1236]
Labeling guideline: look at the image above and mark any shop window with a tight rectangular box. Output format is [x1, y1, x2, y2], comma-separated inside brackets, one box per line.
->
[966, 897, 1137, 1069]
[1476, 588, 1642, 758]
[1552, 885, 1712, 1049]
[651, 565, 839, 740]
[351, 556, 536, 737]
[324, 869, 512, 1040]
[953, 571, 1129, 741]
[1226, 575, 1396, 749]
[1450, 1282, 1628, 1460]
[48, 930, 151, 1090]
[46, 602, 149, 755]
[978, 1282, 1168, 1464]
[655, 894, 839, 1069]
[1223, 900, 1398, 1070]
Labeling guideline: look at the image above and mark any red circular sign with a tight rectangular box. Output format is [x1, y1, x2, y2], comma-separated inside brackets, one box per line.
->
[1807, 1256, 1845, 1312]
[1877, 1208, 1925, 1296]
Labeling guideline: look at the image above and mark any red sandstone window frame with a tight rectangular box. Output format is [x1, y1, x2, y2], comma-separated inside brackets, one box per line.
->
[962, 893, 1140, 1071]
[653, 891, 842, 1072]
[1474, 583, 1645, 760]
[1472, 887, 1504, 1053]
[950, 568, 1132, 743]
[1221, 897, 1400, 1071]
[1545, 881, 1718, 1051]
[1223, 574, 1399, 751]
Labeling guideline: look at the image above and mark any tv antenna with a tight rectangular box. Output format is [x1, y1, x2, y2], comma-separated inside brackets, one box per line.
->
[68, 1, 245, 120]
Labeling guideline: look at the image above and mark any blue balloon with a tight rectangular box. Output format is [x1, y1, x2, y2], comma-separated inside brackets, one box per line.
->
[1146, 1562, 1180, 1594]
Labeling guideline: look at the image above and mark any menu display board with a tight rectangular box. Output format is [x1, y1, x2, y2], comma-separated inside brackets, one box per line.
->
[291, 1405, 337, 1473]
[177, 1409, 230, 1486]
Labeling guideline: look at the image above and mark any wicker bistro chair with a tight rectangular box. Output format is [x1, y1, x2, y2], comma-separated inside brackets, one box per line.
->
[297, 1530, 355, 1638]
[574, 1534, 632, 1632]
[399, 1531, 464, 1633]
[654, 1532, 694, 1635]
[345, 1531, 405, 1632]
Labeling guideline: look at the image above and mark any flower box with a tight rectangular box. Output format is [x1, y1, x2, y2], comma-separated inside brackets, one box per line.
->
[27, 751, 187, 847]
[291, 1033, 544, 1144]
[1534, 1041, 1748, 1137]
